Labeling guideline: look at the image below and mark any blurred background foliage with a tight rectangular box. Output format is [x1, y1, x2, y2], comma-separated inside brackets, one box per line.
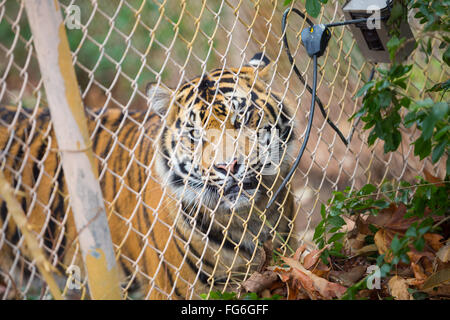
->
[0, 0, 224, 110]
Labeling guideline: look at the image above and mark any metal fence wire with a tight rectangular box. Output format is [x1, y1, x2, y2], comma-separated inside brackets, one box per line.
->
[0, 0, 448, 299]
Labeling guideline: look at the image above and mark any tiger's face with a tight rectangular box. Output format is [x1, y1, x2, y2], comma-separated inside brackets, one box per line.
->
[148, 54, 294, 216]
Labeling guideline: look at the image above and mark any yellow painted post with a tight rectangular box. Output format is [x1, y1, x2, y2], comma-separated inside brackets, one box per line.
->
[0, 172, 63, 300]
[24, 0, 122, 299]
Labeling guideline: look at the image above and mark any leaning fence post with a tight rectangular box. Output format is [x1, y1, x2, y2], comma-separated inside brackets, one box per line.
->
[24, 0, 122, 299]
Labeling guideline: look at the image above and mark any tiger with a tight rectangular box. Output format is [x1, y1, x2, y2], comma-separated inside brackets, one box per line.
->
[0, 53, 296, 299]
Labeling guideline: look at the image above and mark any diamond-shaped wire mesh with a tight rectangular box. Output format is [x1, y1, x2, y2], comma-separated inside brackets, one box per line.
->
[0, 0, 448, 299]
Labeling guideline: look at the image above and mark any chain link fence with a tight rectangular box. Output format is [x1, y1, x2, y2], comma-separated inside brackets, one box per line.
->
[0, 0, 448, 299]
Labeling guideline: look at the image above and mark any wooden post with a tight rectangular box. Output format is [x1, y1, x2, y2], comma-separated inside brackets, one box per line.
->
[0, 172, 63, 300]
[24, 0, 122, 300]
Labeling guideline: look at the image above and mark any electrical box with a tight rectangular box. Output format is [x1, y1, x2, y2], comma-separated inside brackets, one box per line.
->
[342, 0, 415, 63]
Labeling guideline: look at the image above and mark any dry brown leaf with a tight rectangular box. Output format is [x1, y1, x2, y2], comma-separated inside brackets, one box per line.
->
[367, 203, 443, 233]
[269, 280, 285, 292]
[367, 203, 413, 231]
[423, 233, 444, 251]
[293, 244, 307, 261]
[329, 265, 366, 287]
[241, 270, 279, 293]
[346, 216, 378, 256]
[405, 278, 425, 287]
[290, 267, 318, 299]
[346, 237, 365, 254]
[310, 262, 331, 278]
[352, 244, 378, 256]
[422, 256, 434, 275]
[269, 266, 291, 282]
[421, 268, 450, 291]
[255, 241, 273, 272]
[374, 229, 395, 262]
[407, 250, 435, 264]
[271, 285, 287, 298]
[347, 216, 371, 238]
[388, 276, 412, 300]
[270, 265, 316, 299]
[423, 169, 445, 187]
[282, 256, 347, 299]
[411, 262, 427, 281]
[424, 285, 450, 297]
[436, 244, 450, 263]
[303, 247, 328, 270]
[260, 289, 271, 299]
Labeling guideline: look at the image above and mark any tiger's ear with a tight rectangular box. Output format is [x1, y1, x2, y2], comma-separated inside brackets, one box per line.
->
[146, 82, 172, 115]
[247, 52, 273, 80]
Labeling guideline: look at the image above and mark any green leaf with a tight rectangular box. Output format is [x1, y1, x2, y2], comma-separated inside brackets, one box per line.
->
[380, 263, 392, 276]
[405, 225, 417, 238]
[305, 0, 321, 18]
[404, 111, 418, 128]
[378, 90, 393, 108]
[220, 292, 237, 300]
[426, 79, 450, 93]
[423, 103, 448, 140]
[242, 292, 259, 300]
[434, 125, 450, 140]
[350, 107, 366, 120]
[330, 206, 341, 216]
[390, 235, 402, 253]
[328, 232, 346, 243]
[414, 98, 434, 110]
[390, 64, 412, 78]
[367, 129, 378, 146]
[389, 2, 404, 22]
[328, 215, 345, 228]
[329, 226, 342, 234]
[399, 97, 411, 108]
[447, 155, 450, 175]
[413, 136, 432, 160]
[313, 220, 325, 240]
[320, 204, 327, 219]
[283, 0, 293, 5]
[400, 253, 410, 264]
[444, 46, 450, 66]
[373, 199, 390, 209]
[411, 291, 429, 300]
[413, 237, 426, 251]
[359, 184, 377, 195]
[328, 250, 345, 258]
[432, 140, 446, 163]
[355, 81, 375, 98]
[393, 77, 407, 89]
[387, 37, 407, 61]
[368, 224, 379, 234]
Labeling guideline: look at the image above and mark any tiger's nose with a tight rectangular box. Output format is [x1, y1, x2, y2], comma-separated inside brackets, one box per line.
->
[214, 159, 239, 175]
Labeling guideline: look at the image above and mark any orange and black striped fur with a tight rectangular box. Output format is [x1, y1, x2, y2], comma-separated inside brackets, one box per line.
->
[0, 53, 296, 299]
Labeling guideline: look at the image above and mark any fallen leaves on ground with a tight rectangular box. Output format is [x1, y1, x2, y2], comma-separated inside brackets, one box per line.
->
[240, 189, 448, 300]
[436, 243, 450, 263]
[241, 270, 278, 293]
[241, 247, 350, 300]
[388, 276, 413, 300]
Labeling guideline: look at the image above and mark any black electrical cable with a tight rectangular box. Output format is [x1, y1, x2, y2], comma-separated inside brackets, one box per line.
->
[325, 18, 376, 28]
[281, 8, 349, 146]
[266, 8, 379, 209]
